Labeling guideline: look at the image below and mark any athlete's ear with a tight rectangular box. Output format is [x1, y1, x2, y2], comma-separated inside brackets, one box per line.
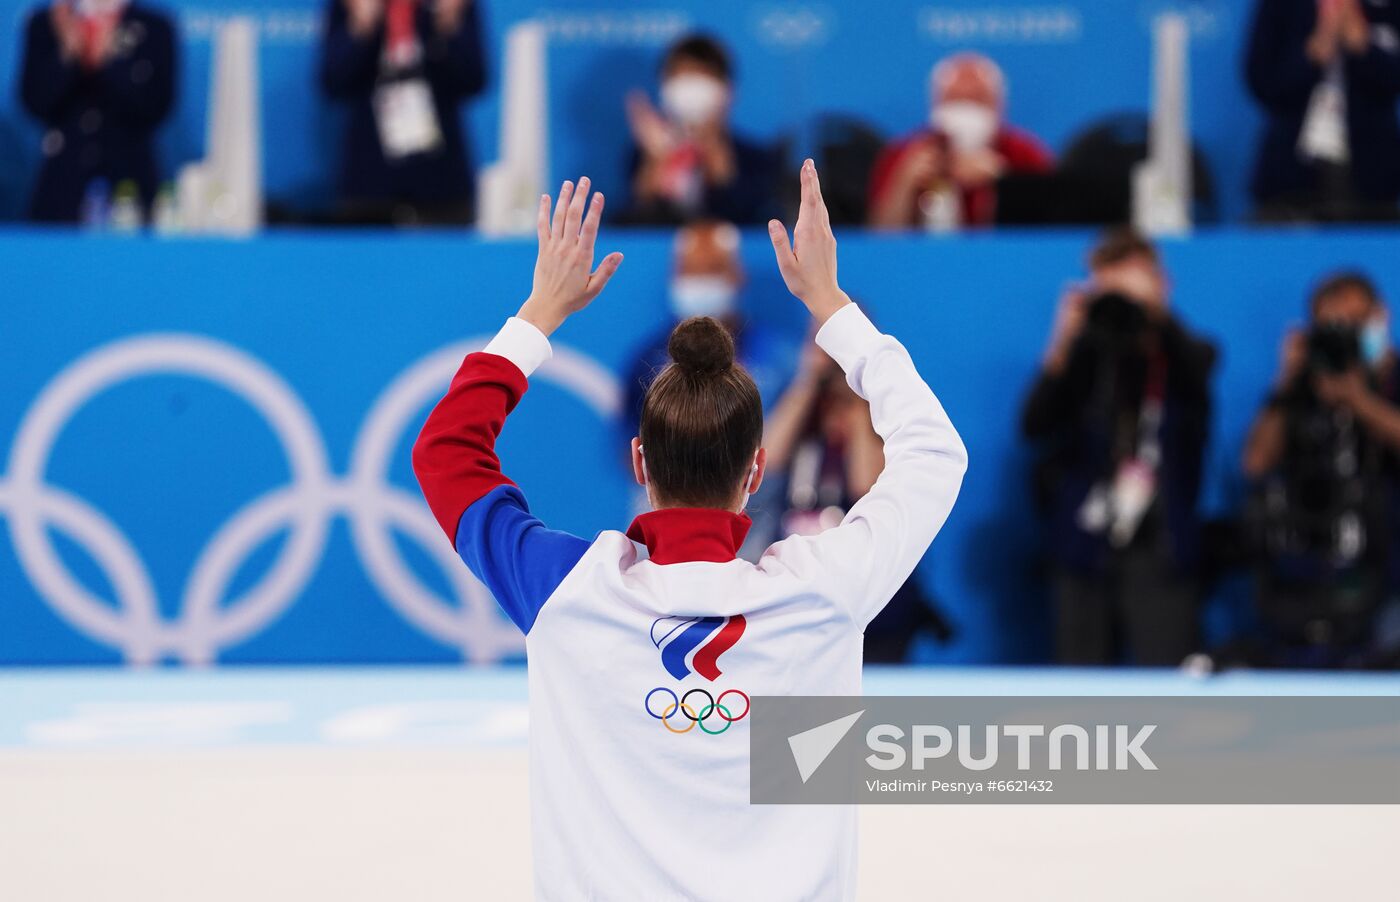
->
[631, 437, 647, 488]
[748, 447, 767, 496]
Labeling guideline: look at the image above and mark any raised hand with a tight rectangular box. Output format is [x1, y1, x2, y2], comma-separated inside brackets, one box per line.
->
[517, 177, 624, 337]
[895, 139, 942, 193]
[767, 159, 851, 324]
[1043, 285, 1089, 374]
[1314, 367, 1368, 410]
[950, 147, 1006, 189]
[1307, 0, 1344, 64]
[1336, 0, 1370, 54]
[343, 0, 383, 37]
[435, 0, 471, 33]
[49, 2, 85, 62]
[1275, 328, 1306, 391]
[625, 91, 676, 162]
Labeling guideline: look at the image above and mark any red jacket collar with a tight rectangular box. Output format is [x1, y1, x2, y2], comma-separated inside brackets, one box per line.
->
[625, 508, 752, 564]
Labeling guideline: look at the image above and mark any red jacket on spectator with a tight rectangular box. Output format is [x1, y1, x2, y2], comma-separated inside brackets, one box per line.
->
[868, 126, 1054, 227]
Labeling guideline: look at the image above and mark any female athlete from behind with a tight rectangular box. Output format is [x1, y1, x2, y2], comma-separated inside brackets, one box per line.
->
[413, 160, 966, 901]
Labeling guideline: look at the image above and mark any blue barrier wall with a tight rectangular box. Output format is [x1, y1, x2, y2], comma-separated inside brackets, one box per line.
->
[0, 0, 1264, 221]
[4, 228, 1399, 666]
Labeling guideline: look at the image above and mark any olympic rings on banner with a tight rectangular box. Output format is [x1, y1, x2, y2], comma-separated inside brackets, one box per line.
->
[644, 687, 749, 735]
[0, 333, 621, 664]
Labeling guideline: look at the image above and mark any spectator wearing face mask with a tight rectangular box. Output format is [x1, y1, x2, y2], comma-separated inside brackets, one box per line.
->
[1021, 230, 1216, 666]
[618, 33, 782, 225]
[1241, 272, 1400, 665]
[320, 0, 487, 225]
[1246, 0, 1400, 222]
[18, 0, 176, 223]
[757, 332, 957, 662]
[868, 52, 1052, 231]
[621, 221, 798, 492]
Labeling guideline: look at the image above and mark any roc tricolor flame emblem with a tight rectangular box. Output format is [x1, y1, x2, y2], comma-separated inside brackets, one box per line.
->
[650, 615, 746, 681]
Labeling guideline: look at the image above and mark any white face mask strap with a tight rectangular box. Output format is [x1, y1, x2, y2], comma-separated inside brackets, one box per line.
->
[638, 444, 649, 485]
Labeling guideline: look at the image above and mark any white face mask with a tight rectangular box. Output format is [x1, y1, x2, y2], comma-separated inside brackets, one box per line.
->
[76, 0, 126, 16]
[670, 275, 737, 319]
[932, 101, 998, 153]
[661, 74, 727, 127]
[1362, 316, 1389, 366]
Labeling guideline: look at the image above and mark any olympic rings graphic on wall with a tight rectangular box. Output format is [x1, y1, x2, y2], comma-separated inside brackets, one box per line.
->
[644, 687, 750, 735]
[0, 333, 620, 665]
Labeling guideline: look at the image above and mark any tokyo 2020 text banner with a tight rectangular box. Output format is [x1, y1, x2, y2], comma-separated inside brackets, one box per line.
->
[0, 1, 1259, 222]
[4, 229, 1400, 666]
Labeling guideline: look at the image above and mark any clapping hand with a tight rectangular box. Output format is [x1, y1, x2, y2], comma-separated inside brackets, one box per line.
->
[50, 2, 85, 61]
[435, 0, 471, 33]
[344, 0, 383, 37]
[949, 147, 1006, 189]
[626, 91, 678, 163]
[1309, 0, 1369, 63]
[1315, 367, 1369, 409]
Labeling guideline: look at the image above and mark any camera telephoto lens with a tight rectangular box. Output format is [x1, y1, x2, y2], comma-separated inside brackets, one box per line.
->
[1085, 292, 1149, 339]
[1306, 323, 1361, 374]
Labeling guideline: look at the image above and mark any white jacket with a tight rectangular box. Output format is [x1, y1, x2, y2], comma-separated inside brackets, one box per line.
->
[414, 303, 967, 901]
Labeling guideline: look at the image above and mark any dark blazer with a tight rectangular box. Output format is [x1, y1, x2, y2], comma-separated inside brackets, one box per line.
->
[1022, 317, 1217, 576]
[1245, 0, 1400, 207]
[320, 0, 487, 213]
[18, 3, 176, 223]
[620, 135, 783, 226]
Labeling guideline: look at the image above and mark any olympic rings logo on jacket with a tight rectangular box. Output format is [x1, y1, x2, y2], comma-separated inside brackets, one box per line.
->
[644, 687, 750, 735]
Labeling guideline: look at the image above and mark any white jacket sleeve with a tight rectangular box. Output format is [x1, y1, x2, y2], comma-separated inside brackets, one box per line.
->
[762, 303, 967, 629]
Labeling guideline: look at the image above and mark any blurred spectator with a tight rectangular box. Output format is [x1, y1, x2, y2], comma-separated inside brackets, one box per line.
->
[18, 0, 176, 223]
[1241, 272, 1400, 665]
[320, 0, 486, 225]
[623, 221, 795, 441]
[618, 34, 782, 225]
[1021, 230, 1216, 666]
[760, 335, 956, 662]
[868, 52, 1052, 231]
[1246, 0, 1400, 222]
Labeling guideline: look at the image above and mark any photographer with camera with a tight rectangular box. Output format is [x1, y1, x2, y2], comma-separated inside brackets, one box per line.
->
[1242, 271, 1400, 666]
[1022, 230, 1217, 666]
[758, 330, 957, 662]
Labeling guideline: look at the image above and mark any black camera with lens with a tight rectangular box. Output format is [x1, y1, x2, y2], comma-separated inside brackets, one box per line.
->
[1084, 291, 1149, 341]
[1306, 322, 1361, 374]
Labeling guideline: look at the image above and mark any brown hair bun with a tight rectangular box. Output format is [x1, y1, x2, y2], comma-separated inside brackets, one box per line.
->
[667, 316, 735, 376]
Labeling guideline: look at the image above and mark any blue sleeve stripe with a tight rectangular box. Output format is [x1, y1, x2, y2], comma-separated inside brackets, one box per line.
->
[452, 484, 591, 634]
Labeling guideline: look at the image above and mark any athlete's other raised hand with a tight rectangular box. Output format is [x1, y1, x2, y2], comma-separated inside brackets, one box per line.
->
[517, 177, 624, 337]
[768, 159, 851, 325]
